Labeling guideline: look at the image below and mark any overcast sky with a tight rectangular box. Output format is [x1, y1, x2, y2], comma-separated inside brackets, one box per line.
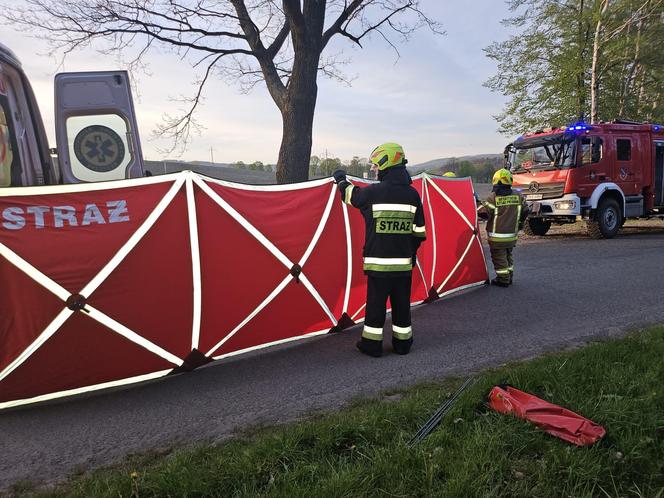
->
[0, 1, 515, 166]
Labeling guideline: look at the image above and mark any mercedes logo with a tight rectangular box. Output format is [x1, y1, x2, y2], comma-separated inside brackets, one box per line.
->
[528, 181, 540, 193]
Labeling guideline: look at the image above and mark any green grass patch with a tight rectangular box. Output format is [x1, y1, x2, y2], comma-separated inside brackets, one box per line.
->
[20, 327, 664, 498]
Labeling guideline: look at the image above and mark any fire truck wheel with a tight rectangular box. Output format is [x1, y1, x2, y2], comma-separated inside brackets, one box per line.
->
[587, 198, 621, 239]
[523, 218, 551, 236]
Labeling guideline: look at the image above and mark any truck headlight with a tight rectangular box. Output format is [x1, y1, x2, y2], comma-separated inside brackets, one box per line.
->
[554, 200, 576, 210]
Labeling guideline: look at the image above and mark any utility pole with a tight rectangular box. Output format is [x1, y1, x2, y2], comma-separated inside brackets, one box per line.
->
[210, 146, 214, 164]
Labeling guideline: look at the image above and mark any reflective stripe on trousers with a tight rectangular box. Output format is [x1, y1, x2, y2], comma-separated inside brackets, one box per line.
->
[363, 276, 412, 342]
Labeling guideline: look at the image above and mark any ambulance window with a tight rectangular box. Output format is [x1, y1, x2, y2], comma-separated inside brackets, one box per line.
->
[0, 94, 20, 187]
[617, 139, 631, 161]
[65, 113, 131, 182]
[581, 137, 603, 164]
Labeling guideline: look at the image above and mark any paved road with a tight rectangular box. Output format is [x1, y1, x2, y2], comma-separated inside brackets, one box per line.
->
[2, 229, 664, 490]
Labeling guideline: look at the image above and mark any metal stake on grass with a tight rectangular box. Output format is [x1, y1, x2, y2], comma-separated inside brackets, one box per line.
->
[408, 377, 476, 447]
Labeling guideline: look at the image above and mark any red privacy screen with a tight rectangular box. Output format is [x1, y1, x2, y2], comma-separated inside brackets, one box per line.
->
[0, 172, 487, 408]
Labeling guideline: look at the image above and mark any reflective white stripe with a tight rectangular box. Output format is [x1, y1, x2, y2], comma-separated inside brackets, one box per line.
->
[297, 184, 338, 326]
[438, 280, 486, 299]
[363, 325, 383, 335]
[437, 234, 475, 294]
[300, 183, 337, 267]
[86, 306, 183, 366]
[372, 203, 416, 213]
[413, 224, 426, 233]
[194, 176, 293, 270]
[427, 179, 474, 230]
[299, 273, 337, 326]
[185, 174, 202, 350]
[0, 172, 182, 197]
[342, 202, 353, 314]
[416, 258, 427, 293]
[487, 232, 517, 238]
[351, 302, 367, 321]
[81, 176, 186, 298]
[0, 369, 172, 410]
[202, 174, 332, 192]
[424, 176, 436, 286]
[0, 308, 72, 382]
[392, 325, 412, 333]
[213, 329, 329, 361]
[363, 257, 412, 265]
[0, 242, 70, 301]
[206, 274, 292, 356]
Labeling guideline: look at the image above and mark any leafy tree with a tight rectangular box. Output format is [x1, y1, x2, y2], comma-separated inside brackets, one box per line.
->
[309, 155, 321, 177]
[6, 1, 442, 183]
[347, 156, 369, 177]
[485, 0, 663, 136]
[234, 160, 247, 170]
[319, 156, 342, 177]
[456, 160, 474, 179]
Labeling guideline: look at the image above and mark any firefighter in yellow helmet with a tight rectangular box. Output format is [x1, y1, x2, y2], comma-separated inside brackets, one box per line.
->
[442, 171, 456, 178]
[332, 143, 426, 357]
[478, 168, 529, 287]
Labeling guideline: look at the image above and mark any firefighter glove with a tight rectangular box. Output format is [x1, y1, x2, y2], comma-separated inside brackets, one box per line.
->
[333, 169, 347, 184]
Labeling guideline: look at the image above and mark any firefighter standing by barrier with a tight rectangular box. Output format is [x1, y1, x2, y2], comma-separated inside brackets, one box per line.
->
[478, 168, 529, 287]
[333, 143, 426, 357]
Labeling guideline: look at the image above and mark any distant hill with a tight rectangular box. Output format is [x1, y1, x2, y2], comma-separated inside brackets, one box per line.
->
[144, 160, 276, 184]
[144, 154, 503, 184]
[409, 154, 502, 173]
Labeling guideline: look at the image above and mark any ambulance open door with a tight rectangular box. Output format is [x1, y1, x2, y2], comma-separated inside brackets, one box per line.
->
[54, 71, 144, 183]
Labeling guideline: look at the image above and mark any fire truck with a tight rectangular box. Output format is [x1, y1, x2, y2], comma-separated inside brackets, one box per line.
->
[0, 42, 144, 190]
[507, 121, 664, 238]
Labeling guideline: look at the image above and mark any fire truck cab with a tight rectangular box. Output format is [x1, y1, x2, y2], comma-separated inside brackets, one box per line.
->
[0, 42, 144, 189]
[507, 121, 664, 238]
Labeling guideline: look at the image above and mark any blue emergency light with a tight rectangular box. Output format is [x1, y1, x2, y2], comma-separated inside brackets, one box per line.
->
[566, 122, 592, 132]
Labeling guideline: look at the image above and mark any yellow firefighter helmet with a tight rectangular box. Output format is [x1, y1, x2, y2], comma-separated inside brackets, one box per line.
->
[369, 142, 406, 170]
[492, 168, 513, 186]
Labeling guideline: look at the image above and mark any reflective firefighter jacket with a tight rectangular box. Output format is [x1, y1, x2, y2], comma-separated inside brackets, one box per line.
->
[479, 189, 529, 248]
[337, 166, 426, 277]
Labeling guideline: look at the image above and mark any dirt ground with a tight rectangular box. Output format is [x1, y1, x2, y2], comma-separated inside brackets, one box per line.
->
[519, 218, 664, 243]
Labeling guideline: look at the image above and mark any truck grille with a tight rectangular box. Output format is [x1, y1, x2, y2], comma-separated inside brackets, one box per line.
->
[514, 181, 565, 200]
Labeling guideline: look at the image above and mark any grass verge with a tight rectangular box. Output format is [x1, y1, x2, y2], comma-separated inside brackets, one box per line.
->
[15, 327, 664, 498]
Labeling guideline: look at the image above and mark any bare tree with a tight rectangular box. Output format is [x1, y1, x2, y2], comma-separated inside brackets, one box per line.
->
[5, 0, 441, 183]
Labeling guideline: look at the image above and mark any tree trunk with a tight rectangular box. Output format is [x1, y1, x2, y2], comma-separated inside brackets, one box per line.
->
[576, 0, 587, 120]
[275, 1, 325, 184]
[590, 0, 609, 123]
[617, 20, 633, 116]
[276, 73, 318, 183]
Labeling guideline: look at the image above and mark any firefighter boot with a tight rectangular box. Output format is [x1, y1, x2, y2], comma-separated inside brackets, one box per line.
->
[491, 278, 510, 288]
[356, 338, 383, 358]
[392, 337, 413, 355]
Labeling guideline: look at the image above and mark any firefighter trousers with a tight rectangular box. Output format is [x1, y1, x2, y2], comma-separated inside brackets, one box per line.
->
[361, 275, 413, 354]
[489, 245, 513, 284]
